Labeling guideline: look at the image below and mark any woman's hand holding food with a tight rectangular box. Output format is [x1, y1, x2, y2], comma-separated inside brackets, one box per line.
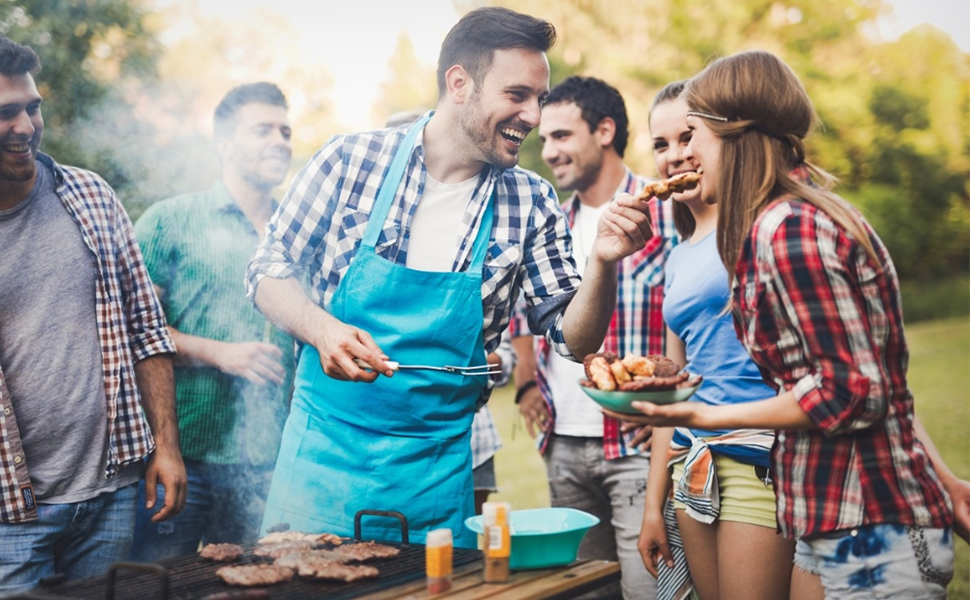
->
[602, 401, 706, 428]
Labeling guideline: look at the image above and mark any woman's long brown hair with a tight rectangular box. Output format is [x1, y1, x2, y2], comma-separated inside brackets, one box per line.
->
[684, 50, 878, 275]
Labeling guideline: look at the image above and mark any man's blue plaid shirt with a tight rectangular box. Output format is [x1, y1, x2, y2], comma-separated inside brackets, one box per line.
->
[246, 115, 583, 402]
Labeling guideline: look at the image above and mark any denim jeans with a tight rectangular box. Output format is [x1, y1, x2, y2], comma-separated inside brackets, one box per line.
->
[545, 434, 656, 600]
[0, 483, 137, 595]
[130, 459, 274, 562]
[793, 523, 953, 599]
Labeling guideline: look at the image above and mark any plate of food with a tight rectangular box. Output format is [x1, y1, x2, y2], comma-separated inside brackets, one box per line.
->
[578, 352, 703, 414]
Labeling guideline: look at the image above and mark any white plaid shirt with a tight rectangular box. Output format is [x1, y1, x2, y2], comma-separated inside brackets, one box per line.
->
[246, 114, 583, 405]
[0, 154, 175, 523]
[471, 328, 515, 468]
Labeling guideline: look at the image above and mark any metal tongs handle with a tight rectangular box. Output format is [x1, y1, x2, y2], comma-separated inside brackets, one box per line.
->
[353, 358, 501, 377]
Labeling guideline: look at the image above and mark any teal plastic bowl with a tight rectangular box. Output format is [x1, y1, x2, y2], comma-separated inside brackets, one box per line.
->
[464, 507, 599, 570]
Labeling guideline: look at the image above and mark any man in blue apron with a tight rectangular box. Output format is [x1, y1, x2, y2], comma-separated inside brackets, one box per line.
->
[244, 6, 660, 548]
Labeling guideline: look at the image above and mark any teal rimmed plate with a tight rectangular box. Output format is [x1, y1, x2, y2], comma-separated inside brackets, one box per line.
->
[578, 376, 702, 414]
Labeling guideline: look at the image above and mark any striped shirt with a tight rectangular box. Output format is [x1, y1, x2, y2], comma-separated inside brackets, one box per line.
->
[510, 169, 679, 459]
[668, 429, 775, 523]
[246, 114, 583, 405]
[0, 153, 175, 523]
[471, 329, 514, 468]
[135, 182, 295, 465]
[732, 190, 953, 538]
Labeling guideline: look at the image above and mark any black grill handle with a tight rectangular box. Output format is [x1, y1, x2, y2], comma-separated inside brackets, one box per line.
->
[106, 562, 169, 600]
[354, 509, 409, 545]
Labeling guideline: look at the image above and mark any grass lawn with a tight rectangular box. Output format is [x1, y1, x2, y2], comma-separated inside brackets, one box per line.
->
[486, 315, 969, 597]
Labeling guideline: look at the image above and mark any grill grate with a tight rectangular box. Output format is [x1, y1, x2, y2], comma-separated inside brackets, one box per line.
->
[40, 541, 483, 600]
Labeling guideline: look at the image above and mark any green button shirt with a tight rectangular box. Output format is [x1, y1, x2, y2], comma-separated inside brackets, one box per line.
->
[135, 182, 294, 465]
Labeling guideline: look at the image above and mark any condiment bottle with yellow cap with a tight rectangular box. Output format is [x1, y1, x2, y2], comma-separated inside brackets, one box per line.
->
[426, 528, 453, 594]
[482, 501, 511, 582]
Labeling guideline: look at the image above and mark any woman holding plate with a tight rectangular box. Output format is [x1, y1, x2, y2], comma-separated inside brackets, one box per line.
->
[614, 51, 955, 599]
[629, 80, 795, 600]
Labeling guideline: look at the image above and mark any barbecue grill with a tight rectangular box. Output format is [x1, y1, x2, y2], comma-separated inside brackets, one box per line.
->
[14, 511, 484, 600]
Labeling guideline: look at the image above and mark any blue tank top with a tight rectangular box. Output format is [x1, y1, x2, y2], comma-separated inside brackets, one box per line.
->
[662, 230, 776, 466]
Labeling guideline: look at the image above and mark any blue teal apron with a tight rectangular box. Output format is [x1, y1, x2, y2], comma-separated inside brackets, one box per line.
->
[261, 116, 491, 548]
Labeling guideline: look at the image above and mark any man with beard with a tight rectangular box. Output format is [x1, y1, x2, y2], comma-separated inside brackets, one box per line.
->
[130, 83, 296, 560]
[511, 76, 678, 599]
[246, 7, 657, 548]
[0, 35, 186, 593]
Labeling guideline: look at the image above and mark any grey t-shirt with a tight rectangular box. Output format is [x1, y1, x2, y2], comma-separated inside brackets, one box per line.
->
[0, 161, 139, 502]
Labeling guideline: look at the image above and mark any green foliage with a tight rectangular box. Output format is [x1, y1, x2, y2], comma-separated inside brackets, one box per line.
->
[371, 33, 439, 125]
[899, 276, 970, 323]
[0, 0, 165, 210]
[494, 0, 969, 284]
[869, 84, 930, 131]
[0, 0, 159, 127]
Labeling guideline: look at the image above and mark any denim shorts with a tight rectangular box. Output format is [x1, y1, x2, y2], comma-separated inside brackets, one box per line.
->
[793, 523, 953, 599]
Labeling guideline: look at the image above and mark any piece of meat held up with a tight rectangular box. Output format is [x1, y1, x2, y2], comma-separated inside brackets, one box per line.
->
[636, 172, 700, 201]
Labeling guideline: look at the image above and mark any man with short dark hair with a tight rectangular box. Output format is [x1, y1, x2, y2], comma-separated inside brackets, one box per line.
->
[512, 75, 679, 599]
[247, 7, 658, 548]
[130, 82, 296, 560]
[0, 35, 185, 593]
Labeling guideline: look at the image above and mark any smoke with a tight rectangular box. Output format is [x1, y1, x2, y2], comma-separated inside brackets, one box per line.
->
[59, 80, 221, 222]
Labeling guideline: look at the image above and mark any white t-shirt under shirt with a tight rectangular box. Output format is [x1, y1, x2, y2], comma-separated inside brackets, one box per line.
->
[405, 174, 479, 271]
[408, 178, 604, 437]
[547, 202, 608, 437]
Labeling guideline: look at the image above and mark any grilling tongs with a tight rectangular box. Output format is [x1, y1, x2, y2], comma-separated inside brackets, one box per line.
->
[353, 358, 502, 377]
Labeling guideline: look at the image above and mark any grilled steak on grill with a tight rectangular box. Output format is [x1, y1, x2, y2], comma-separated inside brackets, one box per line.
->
[215, 564, 295, 586]
[252, 540, 315, 558]
[258, 531, 346, 546]
[273, 549, 382, 582]
[298, 561, 380, 582]
[334, 541, 401, 561]
[199, 543, 244, 562]
[273, 549, 346, 569]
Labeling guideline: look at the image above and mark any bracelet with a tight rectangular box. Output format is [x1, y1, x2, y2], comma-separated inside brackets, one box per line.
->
[514, 380, 537, 404]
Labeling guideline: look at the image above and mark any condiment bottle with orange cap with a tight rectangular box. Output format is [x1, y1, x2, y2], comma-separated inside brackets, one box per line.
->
[482, 501, 511, 582]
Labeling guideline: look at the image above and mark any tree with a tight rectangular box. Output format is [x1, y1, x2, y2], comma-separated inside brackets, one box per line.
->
[0, 0, 165, 212]
[371, 33, 439, 126]
[486, 0, 969, 280]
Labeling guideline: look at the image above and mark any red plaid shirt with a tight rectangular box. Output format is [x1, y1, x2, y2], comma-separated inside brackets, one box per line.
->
[0, 154, 175, 523]
[511, 168, 679, 459]
[732, 186, 953, 538]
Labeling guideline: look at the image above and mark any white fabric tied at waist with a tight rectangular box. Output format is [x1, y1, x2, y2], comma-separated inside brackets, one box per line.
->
[669, 428, 775, 524]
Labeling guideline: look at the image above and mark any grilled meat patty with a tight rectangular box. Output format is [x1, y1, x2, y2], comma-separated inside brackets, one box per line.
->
[334, 541, 401, 561]
[215, 564, 295, 586]
[199, 543, 244, 562]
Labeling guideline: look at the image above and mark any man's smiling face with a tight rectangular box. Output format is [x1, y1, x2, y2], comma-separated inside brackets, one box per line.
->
[458, 47, 550, 169]
[0, 72, 43, 185]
